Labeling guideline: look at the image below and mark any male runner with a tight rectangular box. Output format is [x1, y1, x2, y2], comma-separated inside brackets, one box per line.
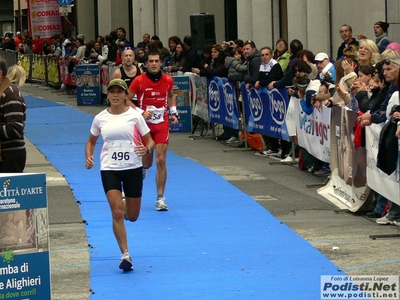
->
[112, 47, 141, 106]
[127, 51, 179, 211]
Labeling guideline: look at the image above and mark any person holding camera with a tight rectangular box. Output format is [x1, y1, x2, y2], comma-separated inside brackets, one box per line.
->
[314, 52, 336, 83]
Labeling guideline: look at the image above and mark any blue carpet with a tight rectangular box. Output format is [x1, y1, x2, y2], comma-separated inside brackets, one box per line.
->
[25, 96, 345, 300]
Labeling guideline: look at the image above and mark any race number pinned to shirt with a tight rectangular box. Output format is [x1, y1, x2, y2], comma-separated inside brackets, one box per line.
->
[108, 140, 135, 167]
[146, 105, 165, 124]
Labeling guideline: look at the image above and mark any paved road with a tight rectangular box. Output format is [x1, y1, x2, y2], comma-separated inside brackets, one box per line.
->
[20, 83, 400, 300]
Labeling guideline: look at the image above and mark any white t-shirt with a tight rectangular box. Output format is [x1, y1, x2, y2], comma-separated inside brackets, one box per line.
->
[90, 107, 150, 171]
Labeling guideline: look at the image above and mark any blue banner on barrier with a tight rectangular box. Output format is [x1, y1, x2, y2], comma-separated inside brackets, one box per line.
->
[0, 173, 51, 299]
[76, 64, 101, 106]
[241, 83, 289, 141]
[208, 77, 239, 130]
[171, 76, 192, 132]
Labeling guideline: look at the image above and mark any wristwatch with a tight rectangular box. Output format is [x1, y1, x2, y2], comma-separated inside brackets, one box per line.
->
[147, 146, 153, 154]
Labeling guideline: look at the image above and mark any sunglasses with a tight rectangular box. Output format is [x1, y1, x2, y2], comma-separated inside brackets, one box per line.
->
[123, 46, 133, 51]
[384, 58, 400, 66]
[295, 83, 309, 88]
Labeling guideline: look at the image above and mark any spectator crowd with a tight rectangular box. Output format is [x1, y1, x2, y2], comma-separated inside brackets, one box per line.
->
[1, 21, 400, 225]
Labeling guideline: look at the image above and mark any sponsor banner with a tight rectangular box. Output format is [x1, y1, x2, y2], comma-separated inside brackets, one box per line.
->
[31, 55, 46, 82]
[318, 106, 370, 212]
[170, 105, 192, 132]
[294, 95, 331, 163]
[28, 0, 62, 39]
[172, 76, 191, 107]
[100, 65, 119, 94]
[208, 77, 239, 130]
[241, 84, 290, 141]
[0, 173, 51, 300]
[365, 124, 399, 204]
[171, 76, 192, 132]
[76, 64, 101, 106]
[58, 58, 80, 86]
[47, 57, 59, 85]
[191, 75, 209, 121]
[19, 55, 31, 81]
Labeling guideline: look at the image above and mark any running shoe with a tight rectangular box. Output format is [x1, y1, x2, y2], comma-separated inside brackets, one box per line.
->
[265, 149, 280, 156]
[280, 156, 299, 163]
[376, 215, 394, 225]
[254, 151, 268, 157]
[119, 251, 133, 271]
[314, 166, 331, 176]
[225, 136, 239, 144]
[155, 197, 168, 211]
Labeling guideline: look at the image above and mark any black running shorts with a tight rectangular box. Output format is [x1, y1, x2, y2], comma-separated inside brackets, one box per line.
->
[101, 167, 143, 198]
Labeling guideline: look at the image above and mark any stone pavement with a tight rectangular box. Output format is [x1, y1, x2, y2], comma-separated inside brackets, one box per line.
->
[20, 83, 400, 300]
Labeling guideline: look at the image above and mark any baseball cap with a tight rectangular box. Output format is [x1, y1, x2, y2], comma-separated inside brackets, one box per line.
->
[107, 78, 128, 91]
[314, 52, 329, 62]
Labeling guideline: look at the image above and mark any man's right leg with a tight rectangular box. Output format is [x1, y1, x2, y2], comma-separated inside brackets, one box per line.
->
[154, 143, 168, 211]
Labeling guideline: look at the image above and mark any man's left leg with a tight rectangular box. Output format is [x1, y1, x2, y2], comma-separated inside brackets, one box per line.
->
[155, 143, 168, 211]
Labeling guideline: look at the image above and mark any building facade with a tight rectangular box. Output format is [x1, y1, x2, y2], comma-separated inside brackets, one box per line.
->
[8, 0, 400, 59]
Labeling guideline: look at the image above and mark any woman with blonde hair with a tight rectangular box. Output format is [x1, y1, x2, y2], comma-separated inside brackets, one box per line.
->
[6, 64, 26, 87]
[381, 49, 400, 60]
[358, 39, 380, 66]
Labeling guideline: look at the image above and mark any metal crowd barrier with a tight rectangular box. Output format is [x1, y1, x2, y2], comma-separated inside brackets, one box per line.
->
[0, 49, 18, 67]
[17, 53, 61, 87]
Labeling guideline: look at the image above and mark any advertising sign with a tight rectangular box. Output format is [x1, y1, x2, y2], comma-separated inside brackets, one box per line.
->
[28, 0, 62, 39]
[76, 64, 101, 106]
[0, 173, 51, 300]
[170, 76, 192, 132]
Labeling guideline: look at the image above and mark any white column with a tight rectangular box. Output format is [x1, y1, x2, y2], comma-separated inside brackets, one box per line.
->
[157, 0, 178, 46]
[167, 0, 178, 37]
[252, 0, 273, 49]
[286, 0, 307, 47]
[76, 0, 95, 39]
[97, 0, 112, 37]
[237, 0, 253, 41]
[134, 0, 154, 39]
[306, 0, 330, 55]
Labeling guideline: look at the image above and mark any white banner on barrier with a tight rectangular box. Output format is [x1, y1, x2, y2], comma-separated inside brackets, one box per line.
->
[294, 97, 331, 163]
[191, 75, 209, 121]
[318, 107, 370, 212]
[365, 124, 399, 204]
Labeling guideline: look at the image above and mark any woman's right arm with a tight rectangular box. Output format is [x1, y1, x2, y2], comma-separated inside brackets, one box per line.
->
[85, 134, 99, 169]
